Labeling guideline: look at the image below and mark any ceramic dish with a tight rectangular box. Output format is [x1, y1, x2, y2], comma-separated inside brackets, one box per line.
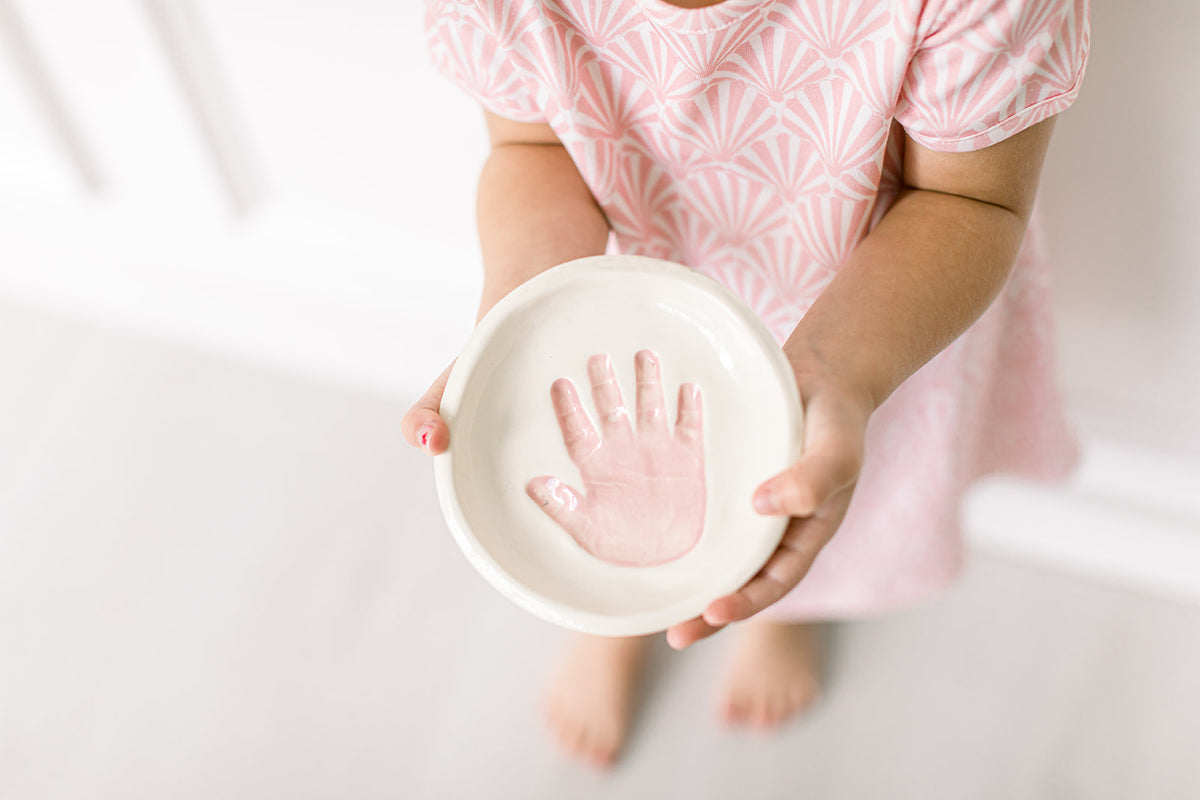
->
[434, 255, 803, 636]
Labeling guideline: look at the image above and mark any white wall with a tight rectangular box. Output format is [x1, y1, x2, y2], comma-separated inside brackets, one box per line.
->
[1039, 0, 1200, 458]
[0, 0, 488, 390]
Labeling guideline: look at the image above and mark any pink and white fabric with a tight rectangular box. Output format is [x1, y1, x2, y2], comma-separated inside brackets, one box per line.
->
[424, 0, 1090, 619]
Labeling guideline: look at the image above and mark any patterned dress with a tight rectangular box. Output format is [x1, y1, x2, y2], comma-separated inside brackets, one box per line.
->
[424, 0, 1090, 619]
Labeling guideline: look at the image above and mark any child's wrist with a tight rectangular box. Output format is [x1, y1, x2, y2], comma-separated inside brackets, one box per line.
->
[782, 337, 878, 421]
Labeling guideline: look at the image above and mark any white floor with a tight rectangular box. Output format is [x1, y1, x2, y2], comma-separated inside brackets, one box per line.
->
[2, 298, 1199, 800]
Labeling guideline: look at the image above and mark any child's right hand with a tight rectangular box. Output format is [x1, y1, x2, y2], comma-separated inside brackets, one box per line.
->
[401, 361, 454, 457]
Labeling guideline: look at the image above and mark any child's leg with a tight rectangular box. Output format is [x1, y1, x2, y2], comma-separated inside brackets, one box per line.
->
[717, 620, 823, 728]
[543, 633, 650, 768]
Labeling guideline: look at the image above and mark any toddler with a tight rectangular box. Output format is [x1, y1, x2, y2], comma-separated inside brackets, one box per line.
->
[403, 0, 1089, 769]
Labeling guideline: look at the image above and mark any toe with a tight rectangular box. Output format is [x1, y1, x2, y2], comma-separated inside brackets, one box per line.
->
[764, 698, 784, 729]
[789, 681, 818, 714]
[590, 743, 616, 770]
[560, 721, 587, 758]
[772, 691, 793, 726]
[598, 722, 623, 766]
[582, 727, 617, 770]
[572, 727, 592, 761]
[721, 691, 747, 726]
[750, 697, 772, 730]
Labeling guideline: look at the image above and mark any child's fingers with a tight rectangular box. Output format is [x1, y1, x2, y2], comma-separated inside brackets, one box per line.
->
[587, 354, 634, 444]
[674, 383, 703, 448]
[402, 361, 455, 455]
[551, 378, 601, 463]
[665, 614, 724, 650]
[703, 529, 820, 625]
[634, 350, 668, 437]
[705, 489, 852, 626]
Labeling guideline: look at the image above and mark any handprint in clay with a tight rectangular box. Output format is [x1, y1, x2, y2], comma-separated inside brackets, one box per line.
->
[526, 350, 706, 567]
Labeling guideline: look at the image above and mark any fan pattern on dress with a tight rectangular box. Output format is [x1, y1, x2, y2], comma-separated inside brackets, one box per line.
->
[426, 0, 1087, 344]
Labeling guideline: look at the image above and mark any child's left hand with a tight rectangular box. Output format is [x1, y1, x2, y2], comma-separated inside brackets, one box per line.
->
[665, 362, 872, 649]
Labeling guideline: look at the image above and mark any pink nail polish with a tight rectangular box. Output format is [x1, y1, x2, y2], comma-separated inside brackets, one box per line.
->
[418, 425, 433, 449]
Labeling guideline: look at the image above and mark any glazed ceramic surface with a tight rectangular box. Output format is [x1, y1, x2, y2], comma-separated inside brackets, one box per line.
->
[435, 255, 803, 636]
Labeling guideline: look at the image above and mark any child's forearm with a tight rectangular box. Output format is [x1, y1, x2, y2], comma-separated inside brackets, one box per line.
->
[475, 143, 610, 320]
[785, 119, 1056, 414]
[784, 186, 1028, 412]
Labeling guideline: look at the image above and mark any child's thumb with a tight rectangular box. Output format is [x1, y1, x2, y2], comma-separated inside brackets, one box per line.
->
[752, 401, 865, 517]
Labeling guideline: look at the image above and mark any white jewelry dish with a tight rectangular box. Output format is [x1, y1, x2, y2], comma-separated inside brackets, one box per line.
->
[434, 255, 803, 636]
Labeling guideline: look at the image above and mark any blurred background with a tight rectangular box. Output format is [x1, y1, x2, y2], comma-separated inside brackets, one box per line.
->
[0, 1, 1197, 798]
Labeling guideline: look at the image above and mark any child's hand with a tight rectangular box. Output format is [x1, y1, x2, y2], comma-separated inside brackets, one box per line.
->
[665, 368, 871, 649]
[401, 361, 455, 456]
[527, 351, 705, 567]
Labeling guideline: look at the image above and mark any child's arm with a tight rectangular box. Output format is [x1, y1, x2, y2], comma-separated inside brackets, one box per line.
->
[667, 117, 1059, 648]
[402, 111, 610, 454]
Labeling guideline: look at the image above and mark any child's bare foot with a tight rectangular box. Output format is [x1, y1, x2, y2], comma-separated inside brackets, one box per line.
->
[718, 620, 822, 729]
[542, 633, 649, 769]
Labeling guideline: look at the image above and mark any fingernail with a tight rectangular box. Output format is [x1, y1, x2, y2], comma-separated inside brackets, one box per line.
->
[753, 488, 777, 515]
[418, 424, 434, 451]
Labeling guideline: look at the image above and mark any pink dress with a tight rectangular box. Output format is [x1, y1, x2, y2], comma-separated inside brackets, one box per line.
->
[424, 0, 1090, 619]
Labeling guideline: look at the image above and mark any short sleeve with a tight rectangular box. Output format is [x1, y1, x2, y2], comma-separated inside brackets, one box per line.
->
[424, 0, 546, 123]
[895, 0, 1090, 152]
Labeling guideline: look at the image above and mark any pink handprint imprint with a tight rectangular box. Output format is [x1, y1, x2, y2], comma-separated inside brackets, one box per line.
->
[526, 350, 706, 567]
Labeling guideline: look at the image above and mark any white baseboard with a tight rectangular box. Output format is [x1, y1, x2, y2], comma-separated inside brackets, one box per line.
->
[965, 440, 1200, 605]
[0, 197, 479, 399]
